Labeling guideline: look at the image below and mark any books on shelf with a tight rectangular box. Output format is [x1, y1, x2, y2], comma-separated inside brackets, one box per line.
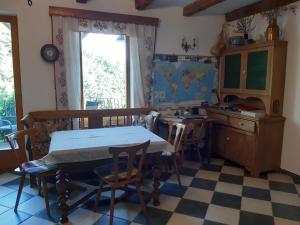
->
[240, 110, 266, 118]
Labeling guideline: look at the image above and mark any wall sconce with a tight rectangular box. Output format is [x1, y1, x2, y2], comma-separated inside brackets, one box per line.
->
[27, 0, 32, 6]
[181, 37, 197, 53]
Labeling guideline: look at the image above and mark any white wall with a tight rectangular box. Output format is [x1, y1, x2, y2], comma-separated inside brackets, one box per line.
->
[228, 2, 300, 175]
[0, 0, 224, 114]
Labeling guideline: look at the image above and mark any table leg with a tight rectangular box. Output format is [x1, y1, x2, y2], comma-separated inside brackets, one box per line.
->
[152, 156, 161, 206]
[56, 169, 70, 224]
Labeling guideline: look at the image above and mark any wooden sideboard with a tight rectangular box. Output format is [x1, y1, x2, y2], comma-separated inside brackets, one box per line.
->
[207, 108, 285, 176]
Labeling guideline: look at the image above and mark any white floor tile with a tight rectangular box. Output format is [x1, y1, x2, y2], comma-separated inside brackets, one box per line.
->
[205, 204, 239, 225]
[18, 196, 53, 215]
[68, 208, 102, 225]
[183, 187, 214, 203]
[271, 190, 300, 207]
[0, 173, 19, 185]
[107, 202, 141, 221]
[215, 182, 242, 196]
[268, 173, 294, 184]
[167, 212, 203, 225]
[196, 169, 220, 181]
[241, 197, 273, 216]
[0, 186, 15, 198]
[19, 216, 55, 225]
[243, 176, 269, 190]
[221, 166, 244, 176]
[274, 217, 300, 225]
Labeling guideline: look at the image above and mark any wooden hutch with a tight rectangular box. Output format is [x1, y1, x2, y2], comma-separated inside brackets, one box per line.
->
[207, 41, 287, 176]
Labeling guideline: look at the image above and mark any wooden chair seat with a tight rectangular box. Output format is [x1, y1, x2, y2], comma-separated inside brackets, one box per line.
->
[21, 160, 57, 175]
[94, 167, 138, 183]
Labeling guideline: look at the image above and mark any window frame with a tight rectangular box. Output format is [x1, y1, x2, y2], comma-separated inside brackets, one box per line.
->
[79, 33, 131, 110]
[0, 15, 23, 133]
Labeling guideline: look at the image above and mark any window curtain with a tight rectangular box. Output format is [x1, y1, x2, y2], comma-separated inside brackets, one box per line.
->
[51, 16, 157, 109]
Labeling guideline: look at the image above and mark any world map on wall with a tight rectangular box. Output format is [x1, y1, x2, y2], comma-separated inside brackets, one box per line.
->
[152, 55, 218, 106]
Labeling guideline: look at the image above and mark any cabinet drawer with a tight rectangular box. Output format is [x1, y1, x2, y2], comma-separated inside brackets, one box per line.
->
[209, 112, 228, 123]
[228, 117, 255, 132]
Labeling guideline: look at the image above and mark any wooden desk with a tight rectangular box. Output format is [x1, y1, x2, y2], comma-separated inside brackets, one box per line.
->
[159, 115, 216, 164]
[46, 126, 173, 224]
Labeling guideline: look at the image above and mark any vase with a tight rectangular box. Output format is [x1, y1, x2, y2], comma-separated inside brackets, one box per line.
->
[266, 18, 280, 41]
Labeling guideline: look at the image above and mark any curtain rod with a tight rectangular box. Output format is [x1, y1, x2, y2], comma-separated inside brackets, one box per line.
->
[49, 6, 159, 27]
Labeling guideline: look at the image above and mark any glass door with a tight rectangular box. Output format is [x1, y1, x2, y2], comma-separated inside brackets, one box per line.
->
[246, 50, 269, 91]
[223, 54, 242, 89]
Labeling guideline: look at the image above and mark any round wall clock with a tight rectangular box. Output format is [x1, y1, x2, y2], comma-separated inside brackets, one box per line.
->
[40, 44, 59, 63]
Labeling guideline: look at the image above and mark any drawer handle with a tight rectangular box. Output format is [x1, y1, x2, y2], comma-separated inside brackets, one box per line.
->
[226, 137, 230, 141]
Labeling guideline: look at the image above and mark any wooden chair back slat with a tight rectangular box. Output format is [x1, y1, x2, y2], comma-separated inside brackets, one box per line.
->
[108, 140, 150, 183]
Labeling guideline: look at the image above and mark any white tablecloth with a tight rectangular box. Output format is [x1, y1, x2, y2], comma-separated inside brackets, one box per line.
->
[44, 126, 174, 164]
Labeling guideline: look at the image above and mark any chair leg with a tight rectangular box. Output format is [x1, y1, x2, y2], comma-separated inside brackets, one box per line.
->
[41, 177, 51, 219]
[94, 181, 103, 212]
[173, 155, 182, 186]
[136, 183, 146, 214]
[196, 146, 202, 163]
[38, 177, 42, 196]
[109, 188, 116, 225]
[15, 173, 26, 212]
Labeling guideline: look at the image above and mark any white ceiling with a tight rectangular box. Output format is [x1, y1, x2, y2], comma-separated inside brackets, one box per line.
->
[148, 0, 261, 15]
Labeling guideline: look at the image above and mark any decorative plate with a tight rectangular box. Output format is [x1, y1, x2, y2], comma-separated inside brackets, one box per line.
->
[40, 44, 59, 63]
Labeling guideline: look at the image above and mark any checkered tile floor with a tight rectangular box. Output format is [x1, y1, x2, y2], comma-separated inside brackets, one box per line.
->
[1, 158, 300, 225]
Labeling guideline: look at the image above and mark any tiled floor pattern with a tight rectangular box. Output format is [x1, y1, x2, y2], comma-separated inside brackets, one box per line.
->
[0, 158, 300, 225]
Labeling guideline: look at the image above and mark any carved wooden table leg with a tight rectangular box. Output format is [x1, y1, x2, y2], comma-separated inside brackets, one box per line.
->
[152, 154, 161, 206]
[56, 169, 70, 224]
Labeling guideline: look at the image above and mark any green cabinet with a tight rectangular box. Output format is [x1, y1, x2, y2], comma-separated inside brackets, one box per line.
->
[246, 51, 268, 90]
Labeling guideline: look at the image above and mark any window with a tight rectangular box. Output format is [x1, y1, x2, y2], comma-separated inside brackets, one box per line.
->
[80, 33, 130, 110]
[0, 16, 23, 150]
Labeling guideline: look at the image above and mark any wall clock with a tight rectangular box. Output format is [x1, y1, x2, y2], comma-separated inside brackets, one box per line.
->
[40, 44, 59, 63]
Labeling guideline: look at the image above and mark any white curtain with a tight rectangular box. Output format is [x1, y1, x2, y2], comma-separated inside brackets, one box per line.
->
[52, 16, 156, 109]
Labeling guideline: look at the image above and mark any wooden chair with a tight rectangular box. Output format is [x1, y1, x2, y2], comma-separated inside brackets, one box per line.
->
[93, 140, 150, 225]
[163, 123, 188, 186]
[183, 121, 206, 163]
[5, 128, 57, 219]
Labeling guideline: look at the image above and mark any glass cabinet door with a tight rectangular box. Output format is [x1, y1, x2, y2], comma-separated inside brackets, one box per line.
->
[246, 50, 268, 90]
[224, 54, 241, 89]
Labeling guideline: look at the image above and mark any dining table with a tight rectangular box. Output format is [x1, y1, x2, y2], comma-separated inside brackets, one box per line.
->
[44, 126, 174, 224]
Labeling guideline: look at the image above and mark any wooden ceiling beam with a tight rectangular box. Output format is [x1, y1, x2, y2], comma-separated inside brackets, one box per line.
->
[135, 0, 154, 10]
[183, 0, 225, 17]
[226, 0, 299, 22]
[76, 0, 88, 3]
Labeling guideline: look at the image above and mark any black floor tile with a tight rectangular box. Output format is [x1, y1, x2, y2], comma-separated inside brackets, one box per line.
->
[242, 186, 271, 201]
[211, 192, 241, 209]
[0, 191, 34, 208]
[94, 215, 130, 225]
[201, 164, 222, 172]
[0, 209, 31, 225]
[175, 199, 208, 219]
[272, 202, 300, 222]
[269, 181, 298, 194]
[219, 173, 243, 185]
[190, 178, 216, 191]
[239, 211, 274, 225]
[127, 191, 152, 205]
[82, 196, 111, 214]
[204, 220, 227, 225]
[180, 167, 199, 177]
[35, 202, 60, 222]
[160, 182, 187, 197]
[3, 178, 30, 190]
[133, 206, 172, 225]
